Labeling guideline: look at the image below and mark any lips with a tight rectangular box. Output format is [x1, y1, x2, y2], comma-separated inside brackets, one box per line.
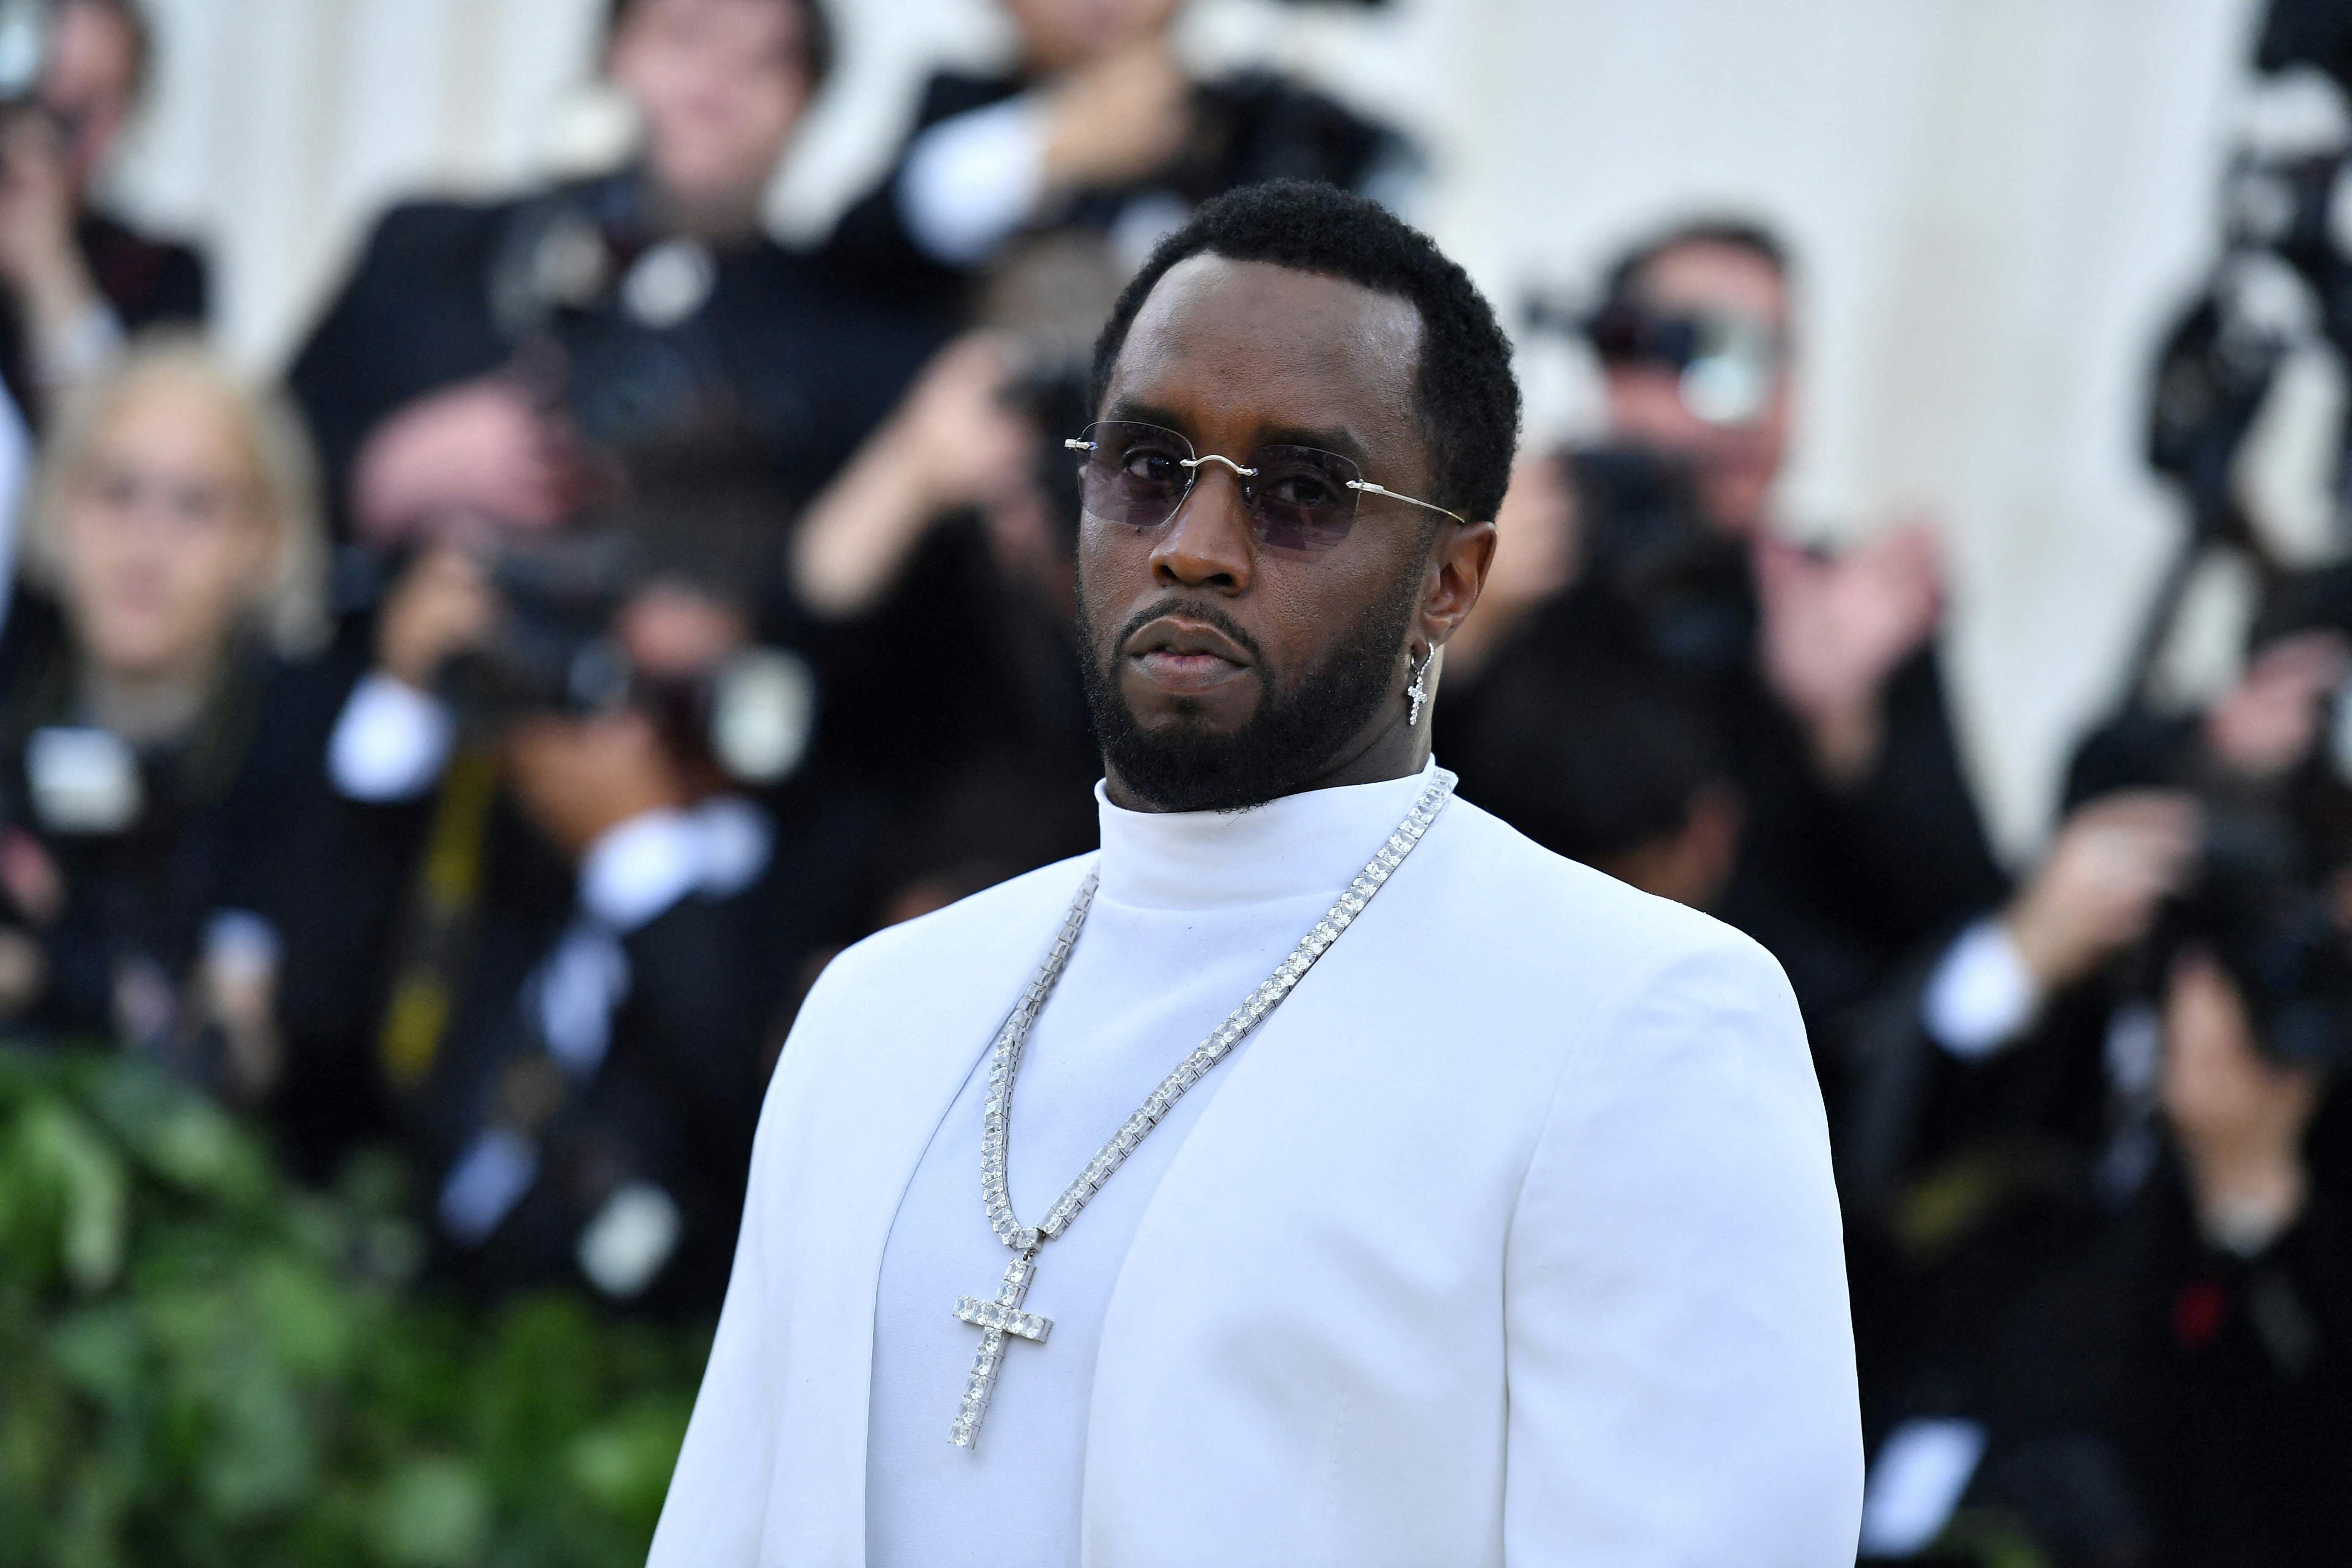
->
[1124, 615, 1254, 695]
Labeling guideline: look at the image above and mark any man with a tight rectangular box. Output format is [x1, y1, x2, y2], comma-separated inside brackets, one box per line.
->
[1454, 222, 2005, 1029]
[0, 0, 205, 406]
[1835, 612, 2350, 1560]
[270, 442, 870, 1311]
[286, 0, 940, 539]
[0, 0, 200, 634]
[652, 182, 1860, 1565]
[823, 0, 1415, 318]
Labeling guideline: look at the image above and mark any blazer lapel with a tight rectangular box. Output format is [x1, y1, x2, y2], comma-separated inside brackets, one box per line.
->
[760, 857, 1096, 1565]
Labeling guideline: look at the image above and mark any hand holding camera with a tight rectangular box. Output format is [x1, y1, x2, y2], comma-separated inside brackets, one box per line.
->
[1754, 523, 1942, 783]
[0, 106, 97, 348]
[377, 545, 499, 691]
[2004, 789, 2202, 995]
[791, 332, 1041, 619]
[895, 333, 1038, 515]
[352, 376, 586, 542]
[2204, 629, 2350, 780]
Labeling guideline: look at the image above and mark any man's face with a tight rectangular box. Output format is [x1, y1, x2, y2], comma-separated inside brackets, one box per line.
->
[607, 0, 810, 225]
[1602, 241, 1791, 539]
[40, 0, 138, 192]
[1077, 255, 1465, 812]
[1004, 0, 1182, 73]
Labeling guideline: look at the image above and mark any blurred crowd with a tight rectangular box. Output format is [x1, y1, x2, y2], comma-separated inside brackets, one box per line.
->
[0, 0, 2342, 1563]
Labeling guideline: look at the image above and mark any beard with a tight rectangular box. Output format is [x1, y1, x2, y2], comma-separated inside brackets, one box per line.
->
[1076, 569, 1424, 814]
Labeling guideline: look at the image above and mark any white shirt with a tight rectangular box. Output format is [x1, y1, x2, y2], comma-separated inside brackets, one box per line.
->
[867, 764, 1437, 1564]
[653, 765, 1862, 1567]
[1920, 917, 2041, 1058]
[897, 96, 1051, 267]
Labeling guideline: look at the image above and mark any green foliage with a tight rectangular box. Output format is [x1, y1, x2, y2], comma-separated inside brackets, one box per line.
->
[0, 1048, 709, 1568]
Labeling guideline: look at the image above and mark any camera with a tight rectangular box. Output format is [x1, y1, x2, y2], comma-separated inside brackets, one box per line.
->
[1552, 442, 1756, 681]
[435, 528, 814, 789]
[485, 175, 731, 455]
[2171, 790, 2352, 1067]
[438, 530, 641, 723]
[2085, 572, 2352, 1072]
[429, 435, 819, 788]
[1525, 287, 1786, 430]
[1584, 300, 1784, 427]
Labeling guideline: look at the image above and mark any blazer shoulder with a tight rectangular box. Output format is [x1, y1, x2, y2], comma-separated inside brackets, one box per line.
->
[1435, 796, 1785, 991]
[797, 853, 1097, 1021]
[1433, 806, 1826, 1188]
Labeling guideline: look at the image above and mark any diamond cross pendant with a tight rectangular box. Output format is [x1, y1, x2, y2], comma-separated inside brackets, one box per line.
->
[1405, 651, 1430, 727]
[949, 1251, 1054, 1448]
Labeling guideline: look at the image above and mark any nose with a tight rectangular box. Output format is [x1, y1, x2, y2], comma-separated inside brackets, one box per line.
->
[1149, 462, 1255, 593]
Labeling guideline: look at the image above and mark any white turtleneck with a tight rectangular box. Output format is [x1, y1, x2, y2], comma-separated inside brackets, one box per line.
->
[865, 762, 1440, 1567]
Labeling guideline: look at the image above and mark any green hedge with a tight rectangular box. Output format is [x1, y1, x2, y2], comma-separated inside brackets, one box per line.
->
[0, 1048, 708, 1568]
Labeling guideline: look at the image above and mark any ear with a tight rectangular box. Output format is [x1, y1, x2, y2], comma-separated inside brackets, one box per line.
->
[1418, 517, 1497, 652]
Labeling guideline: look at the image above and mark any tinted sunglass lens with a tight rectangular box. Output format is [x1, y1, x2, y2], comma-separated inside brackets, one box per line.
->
[1075, 421, 1192, 529]
[1247, 446, 1361, 551]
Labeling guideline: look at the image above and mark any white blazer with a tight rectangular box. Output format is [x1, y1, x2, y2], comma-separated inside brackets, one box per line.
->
[651, 800, 1864, 1566]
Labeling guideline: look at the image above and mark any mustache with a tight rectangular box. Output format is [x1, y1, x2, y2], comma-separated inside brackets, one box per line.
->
[1111, 597, 1266, 664]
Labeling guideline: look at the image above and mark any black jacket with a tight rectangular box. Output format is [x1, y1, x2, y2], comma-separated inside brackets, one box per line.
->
[0, 596, 340, 1056]
[286, 170, 946, 529]
[272, 732, 874, 1315]
[824, 67, 1415, 314]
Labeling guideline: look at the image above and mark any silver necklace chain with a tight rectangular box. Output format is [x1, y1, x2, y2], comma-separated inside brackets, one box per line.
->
[950, 768, 1455, 1446]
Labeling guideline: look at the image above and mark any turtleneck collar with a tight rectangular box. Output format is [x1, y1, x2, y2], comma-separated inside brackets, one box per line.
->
[1093, 759, 1440, 912]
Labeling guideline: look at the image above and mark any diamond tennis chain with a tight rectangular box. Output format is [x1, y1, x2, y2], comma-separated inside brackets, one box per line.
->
[947, 768, 1457, 1447]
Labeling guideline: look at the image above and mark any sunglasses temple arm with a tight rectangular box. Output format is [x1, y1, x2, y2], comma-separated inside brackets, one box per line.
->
[1347, 479, 1469, 525]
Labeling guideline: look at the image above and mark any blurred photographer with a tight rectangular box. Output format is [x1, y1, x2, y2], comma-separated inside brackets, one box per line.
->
[0, 0, 205, 409]
[273, 439, 869, 1312]
[0, 336, 328, 1102]
[2107, 946, 2349, 1568]
[287, 0, 941, 545]
[781, 328, 1100, 917]
[823, 0, 1418, 316]
[1838, 606, 2352, 1564]
[1451, 220, 2005, 1028]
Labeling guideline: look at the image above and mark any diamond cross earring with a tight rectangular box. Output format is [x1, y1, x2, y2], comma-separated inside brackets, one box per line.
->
[1406, 647, 1432, 727]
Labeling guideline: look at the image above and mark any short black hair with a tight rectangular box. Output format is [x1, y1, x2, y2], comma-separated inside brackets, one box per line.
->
[604, 0, 834, 92]
[1091, 180, 1520, 525]
[1598, 217, 1791, 316]
[1460, 648, 1726, 866]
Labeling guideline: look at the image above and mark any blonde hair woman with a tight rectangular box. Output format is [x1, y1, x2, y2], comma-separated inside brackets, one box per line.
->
[0, 333, 331, 1100]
